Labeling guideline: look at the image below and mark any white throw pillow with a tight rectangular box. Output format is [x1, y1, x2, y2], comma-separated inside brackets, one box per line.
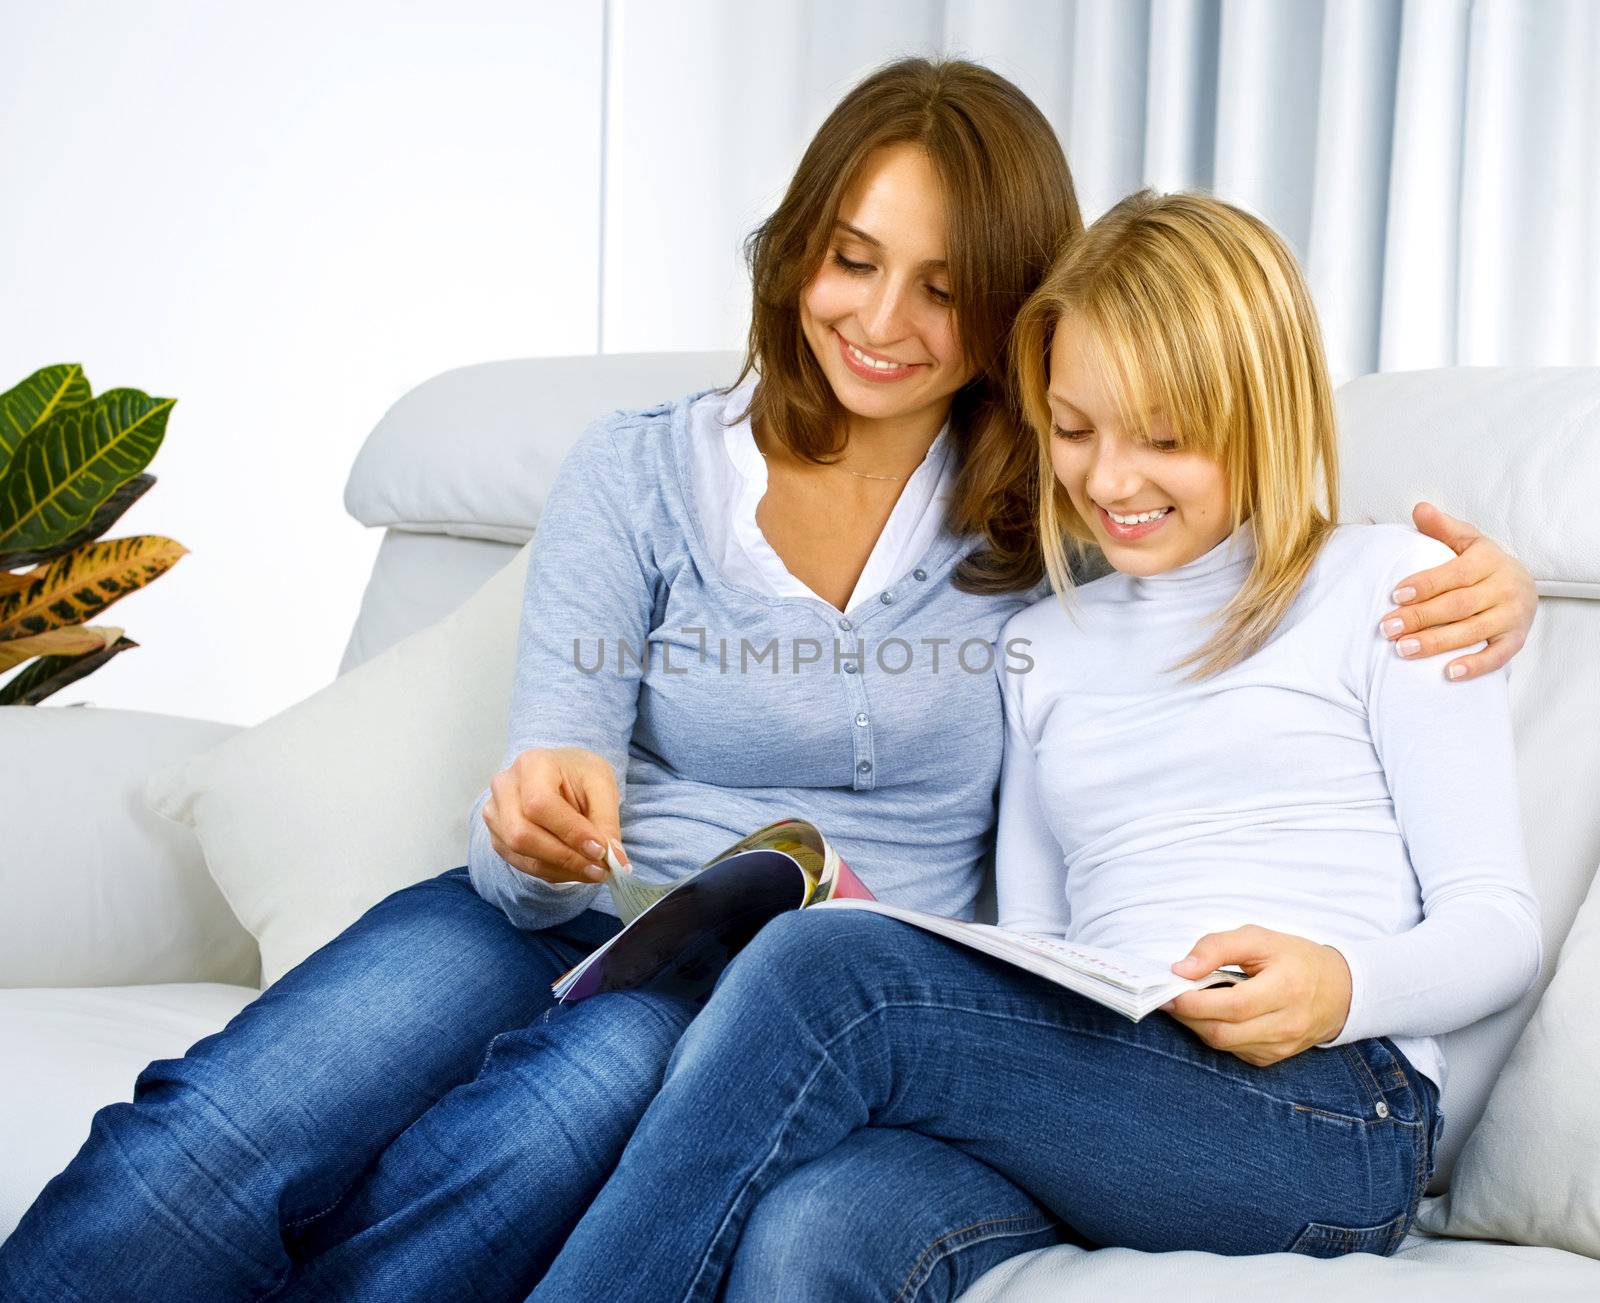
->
[144, 545, 530, 986]
[1415, 862, 1600, 1257]
[0, 706, 257, 988]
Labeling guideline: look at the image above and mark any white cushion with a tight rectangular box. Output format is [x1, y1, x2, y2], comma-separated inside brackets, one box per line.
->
[144, 545, 531, 986]
[1336, 369, 1600, 1187]
[0, 705, 258, 988]
[1337, 367, 1600, 591]
[342, 351, 740, 544]
[959, 1236, 1600, 1302]
[0, 983, 257, 1238]
[337, 530, 519, 675]
[1414, 863, 1600, 1257]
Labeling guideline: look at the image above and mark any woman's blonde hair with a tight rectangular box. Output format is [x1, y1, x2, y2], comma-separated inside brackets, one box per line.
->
[1011, 189, 1340, 678]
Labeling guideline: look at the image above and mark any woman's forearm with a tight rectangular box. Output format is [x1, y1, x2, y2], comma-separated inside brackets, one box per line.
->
[466, 788, 599, 931]
[1325, 886, 1542, 1044]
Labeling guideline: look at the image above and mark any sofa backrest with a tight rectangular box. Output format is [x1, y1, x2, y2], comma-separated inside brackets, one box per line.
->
[1335, 368, 1600, 1186]
[340, 355, 1600, 1192]
[339, 352, 744, 674]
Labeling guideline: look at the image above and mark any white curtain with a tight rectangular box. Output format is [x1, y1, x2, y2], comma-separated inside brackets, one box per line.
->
[599, 0, 1600, 379]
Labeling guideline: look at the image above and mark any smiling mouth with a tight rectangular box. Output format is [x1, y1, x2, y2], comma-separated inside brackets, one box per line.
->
[835, 330, 923, 380]
[1103, 506, 1172, 526]
[1095, 503, 1174, 540]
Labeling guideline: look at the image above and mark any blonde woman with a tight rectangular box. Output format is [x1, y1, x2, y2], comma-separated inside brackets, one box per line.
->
[531, 192, 1542, 1300]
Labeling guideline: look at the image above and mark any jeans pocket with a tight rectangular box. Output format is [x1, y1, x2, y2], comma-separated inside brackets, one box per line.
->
[1287, 1211, 1409, 1259]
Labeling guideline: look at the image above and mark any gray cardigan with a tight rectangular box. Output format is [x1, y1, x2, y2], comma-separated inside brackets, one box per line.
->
[467, 388, 1048, 931]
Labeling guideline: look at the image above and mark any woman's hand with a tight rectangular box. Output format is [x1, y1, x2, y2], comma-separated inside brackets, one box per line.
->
[482, 746, 630, 885]
[1379, 502, 1537, 682]
[1161, 925, 1353, 1068]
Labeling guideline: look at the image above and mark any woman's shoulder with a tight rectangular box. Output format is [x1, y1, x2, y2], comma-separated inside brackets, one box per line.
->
[999, 583, 1104, 664]
[1313, 522, 1454, 594]
[1002, 588, 1063, 643]
[575, 387, 726, 458]
[543, 389, 733, 559]
[557, 386, 737, 503]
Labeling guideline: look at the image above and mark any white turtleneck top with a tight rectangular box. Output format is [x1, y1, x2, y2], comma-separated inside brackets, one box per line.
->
[995, 521, 1542, 1108]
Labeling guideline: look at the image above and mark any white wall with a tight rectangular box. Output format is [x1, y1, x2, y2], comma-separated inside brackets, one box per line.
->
[1, 0, 603, 725]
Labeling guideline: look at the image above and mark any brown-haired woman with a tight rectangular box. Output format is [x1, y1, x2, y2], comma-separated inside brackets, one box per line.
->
[0, 58, 1536, 1303]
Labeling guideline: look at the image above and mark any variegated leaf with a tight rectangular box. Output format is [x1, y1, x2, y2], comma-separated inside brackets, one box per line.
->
[0, 389, 174, 552]
[0, 473, 157, 570]
[0, 364, 91, 472]
[0, 634, 138, 706]
[0, 624, 124, 672]
[0, 536, 187, 641]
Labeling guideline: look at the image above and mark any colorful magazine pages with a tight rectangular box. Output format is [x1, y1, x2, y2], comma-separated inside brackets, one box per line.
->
[818, 852, 874, 904]
[607, 818, 844, 924]
[708, 819, 826, 881]
[556, 849, 810, 1004]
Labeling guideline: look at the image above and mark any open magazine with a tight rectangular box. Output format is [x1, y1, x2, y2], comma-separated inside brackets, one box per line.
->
[550, 819, 873, 1004]
[552, 819, 1242, 1018]
[810, 900, 1243, 1020]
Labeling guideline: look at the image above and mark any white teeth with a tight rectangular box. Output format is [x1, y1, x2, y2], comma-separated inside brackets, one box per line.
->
[848, 342, 908, 371]
[1107, 507, 1172, 526]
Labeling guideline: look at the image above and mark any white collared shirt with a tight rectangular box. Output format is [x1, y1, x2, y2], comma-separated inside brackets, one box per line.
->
[687, 383, 955, 614]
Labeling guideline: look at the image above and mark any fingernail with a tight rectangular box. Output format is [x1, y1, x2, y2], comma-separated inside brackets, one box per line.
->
[1380, 618, 1404, 637]
[1160, 1000, 1176, 1012]
[581, 839, 605, 860]
[1392, 587, 1416, 604]
[1174, 954, 1198, 973]
[1397, 638, 1420, 657]
[586, 865, 608, 882]
[1447, 663, 1467, 680]
[605, 841, 632, 874]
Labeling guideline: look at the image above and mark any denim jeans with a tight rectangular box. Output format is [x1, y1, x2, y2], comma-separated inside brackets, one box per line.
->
[534, 907, 1443, 1303]
[0, 867, 699, 1303]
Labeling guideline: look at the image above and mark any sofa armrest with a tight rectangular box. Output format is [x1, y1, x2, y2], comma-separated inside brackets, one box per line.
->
[0, 705, 260, 988]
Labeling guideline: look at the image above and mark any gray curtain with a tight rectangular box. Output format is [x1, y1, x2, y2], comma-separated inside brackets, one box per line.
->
[599, 0, 1600, 379]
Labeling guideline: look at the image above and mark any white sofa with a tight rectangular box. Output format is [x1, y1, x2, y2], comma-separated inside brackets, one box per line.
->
[3, 353, 1598, 1299]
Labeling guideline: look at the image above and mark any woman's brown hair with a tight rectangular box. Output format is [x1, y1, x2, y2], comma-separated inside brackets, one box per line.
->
[731, 57, 1082, 593]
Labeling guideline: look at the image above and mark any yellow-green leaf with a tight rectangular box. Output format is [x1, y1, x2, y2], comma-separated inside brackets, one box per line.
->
[0, 536, 187, 641]
[0, 624, 124, 672]
[0, 472, 156, 571]
[0, 364, 91, 472]
[0, 389, 174, 552]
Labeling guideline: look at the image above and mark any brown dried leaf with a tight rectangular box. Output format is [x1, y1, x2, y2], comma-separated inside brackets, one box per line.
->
[0, 624, 124, 672]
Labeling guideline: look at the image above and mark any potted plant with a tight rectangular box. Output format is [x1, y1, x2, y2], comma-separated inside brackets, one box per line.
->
[0, 363, 186, 705]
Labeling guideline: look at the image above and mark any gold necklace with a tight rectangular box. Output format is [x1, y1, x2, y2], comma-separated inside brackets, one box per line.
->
[757, 450, 912, 482]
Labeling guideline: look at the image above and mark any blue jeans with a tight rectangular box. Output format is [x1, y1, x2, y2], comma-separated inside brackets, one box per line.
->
[534, 908, 1443, 1303]
[0, 867, 699, 1303]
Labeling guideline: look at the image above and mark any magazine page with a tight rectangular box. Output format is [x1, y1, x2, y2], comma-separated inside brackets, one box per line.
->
[553, 849, 810, 1004]
[813, 899, 1242, 1020]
